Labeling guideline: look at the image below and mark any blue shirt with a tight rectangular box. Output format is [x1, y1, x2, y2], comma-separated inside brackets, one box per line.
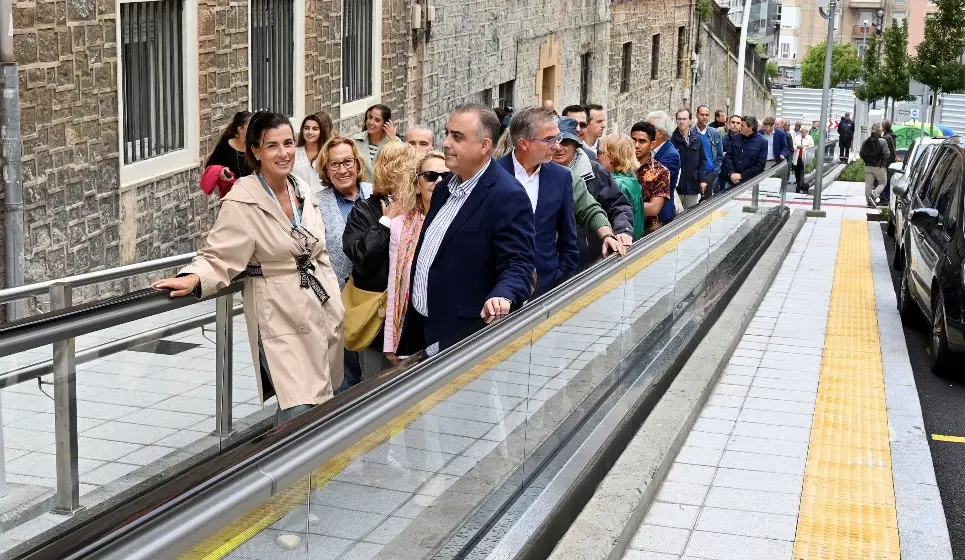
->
[697, 129, 714, 174]
[333, 181, 372, 221]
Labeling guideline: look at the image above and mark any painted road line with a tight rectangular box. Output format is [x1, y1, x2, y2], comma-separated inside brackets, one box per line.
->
[932, 434, 965, 444]
[179, 210, 732, 559]
[792, 220, 900, 559]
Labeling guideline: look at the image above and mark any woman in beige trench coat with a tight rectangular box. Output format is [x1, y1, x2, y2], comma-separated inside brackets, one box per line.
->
[154, 112, 344, 425]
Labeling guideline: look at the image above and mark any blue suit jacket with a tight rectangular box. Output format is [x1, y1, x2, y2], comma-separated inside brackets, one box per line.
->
[654, 141, 681, 224]
[722, 132, 768, 185]
[396, 160, 536, 355]
[497, 156, 579, 296]
[769, 128, 789, 162]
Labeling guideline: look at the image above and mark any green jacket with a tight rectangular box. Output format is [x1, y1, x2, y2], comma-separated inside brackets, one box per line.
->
[612, 172, 645, 240]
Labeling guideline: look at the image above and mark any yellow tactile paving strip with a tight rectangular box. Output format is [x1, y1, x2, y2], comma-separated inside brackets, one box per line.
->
[792, 220, 900, 560]
[179, 212, 730, 559]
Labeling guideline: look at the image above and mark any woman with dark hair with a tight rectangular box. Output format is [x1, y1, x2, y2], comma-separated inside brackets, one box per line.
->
[292, 112, 334, 191]
[352, 104, 399, 180]
[201, 111, 252, 198]
[154, 111, 344, 426]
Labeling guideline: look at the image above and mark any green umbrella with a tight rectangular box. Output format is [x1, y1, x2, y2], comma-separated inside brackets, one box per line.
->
[891, 125, 931, 150]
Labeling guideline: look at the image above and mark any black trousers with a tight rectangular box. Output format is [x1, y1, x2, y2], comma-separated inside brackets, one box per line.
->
[794, 158, 806, 192]
[839, 138, 852, 161]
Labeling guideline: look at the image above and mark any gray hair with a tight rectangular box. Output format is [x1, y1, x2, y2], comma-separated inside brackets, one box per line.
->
[509, 107, 558, 148]
[646, 110, 675, 139]
[452, 103, 502, 146]
[405, 124, 434, 140]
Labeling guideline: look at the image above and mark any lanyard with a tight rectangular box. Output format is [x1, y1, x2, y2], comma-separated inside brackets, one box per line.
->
[257, 173, 302, 229]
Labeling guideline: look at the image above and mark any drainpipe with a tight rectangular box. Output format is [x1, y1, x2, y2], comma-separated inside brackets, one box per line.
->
[1, 0, 24, 323]
[0, 0, 21, 498]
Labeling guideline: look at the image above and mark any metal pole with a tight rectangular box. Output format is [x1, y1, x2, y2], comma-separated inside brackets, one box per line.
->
[808, 0, 837, 218]
[214, 294, 234, 437]
[920, 84, 929, 140]
[49, 282, 83, 514]
[733, 0, 753, 115]
[1, 0, 24, 322]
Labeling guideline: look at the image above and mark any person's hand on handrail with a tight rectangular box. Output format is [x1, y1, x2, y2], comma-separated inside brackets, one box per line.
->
[153, 274, 200, 298]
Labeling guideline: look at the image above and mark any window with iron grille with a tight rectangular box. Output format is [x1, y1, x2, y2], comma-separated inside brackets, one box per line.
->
[120, 0, 185, 165]
[580, 53, 591, 104]
[251, 0, 294, 115]
[651, 34, 660, 80]
[620, 43, 631, 93]
[676, 26, 686, 78]
[497, 80, 515, 109]
[342, 0, 374, 104]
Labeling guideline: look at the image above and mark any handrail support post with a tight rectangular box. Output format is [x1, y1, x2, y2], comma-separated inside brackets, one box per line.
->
[49, 282, 83, 515]
[214, 294, 234, 437]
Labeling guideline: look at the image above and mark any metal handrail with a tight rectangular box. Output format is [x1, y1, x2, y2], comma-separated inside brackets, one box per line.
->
[26, 164, 790, 560]
[0, 252, 195, 306]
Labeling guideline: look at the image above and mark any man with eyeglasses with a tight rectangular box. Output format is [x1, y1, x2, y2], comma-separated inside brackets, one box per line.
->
[670, 108, 707, 209]
[718, 114, 743, 191]
[561, 104, 599, 162]
[496, 107, 579, 296]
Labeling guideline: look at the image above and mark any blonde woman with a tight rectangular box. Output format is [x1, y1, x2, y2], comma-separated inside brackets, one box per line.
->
[341, 141, 420, 379]
[598, 134, 645, 240]
[384, 151, 447, 363]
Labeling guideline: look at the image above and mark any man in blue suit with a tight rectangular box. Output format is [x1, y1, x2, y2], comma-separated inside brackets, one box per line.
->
[397, 104, 536, 356]
[722, 116, 768, 189]
[761, 116, 788, 167]
[497, 107, 579, 296]
[644, 111, 681, 224]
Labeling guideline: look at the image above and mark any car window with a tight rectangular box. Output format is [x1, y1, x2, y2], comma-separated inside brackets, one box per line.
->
[909, 145, 938, 198]
[941, 155, 963, 235]
[920, 147, 955, 206]
[903, 140, 917, 171]
[928, 152, 960, 219]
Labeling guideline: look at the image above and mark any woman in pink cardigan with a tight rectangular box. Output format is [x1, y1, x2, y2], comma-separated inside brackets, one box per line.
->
[384, 151, 448, 363]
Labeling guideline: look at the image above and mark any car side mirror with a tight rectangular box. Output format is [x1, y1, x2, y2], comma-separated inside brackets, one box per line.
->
[909, 207, 940, 228]
[892, 185, 907, 198]
[888, 162, 904, 174]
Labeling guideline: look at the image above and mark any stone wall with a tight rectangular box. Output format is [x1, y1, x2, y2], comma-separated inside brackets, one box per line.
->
[693, 21, 774, 120]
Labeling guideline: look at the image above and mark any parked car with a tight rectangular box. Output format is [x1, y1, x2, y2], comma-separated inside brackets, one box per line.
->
[898, 137, 965, 373]
[889, 137, 943, 270]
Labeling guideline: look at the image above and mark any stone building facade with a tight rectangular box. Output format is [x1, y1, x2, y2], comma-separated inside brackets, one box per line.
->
[2, 0, 771, 314]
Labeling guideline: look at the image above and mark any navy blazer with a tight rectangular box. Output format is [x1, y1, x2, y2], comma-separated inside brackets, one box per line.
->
[768, 128, 789, 162]
[396, 160, 536, 355]
[497, 156, 579, 296]
[722, 132, 768, 185]
[654, 141, 681, 224]
[670, 129, 708, 197]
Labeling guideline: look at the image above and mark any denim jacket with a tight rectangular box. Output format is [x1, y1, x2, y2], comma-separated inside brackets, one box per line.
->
[692, 125, 724, 174]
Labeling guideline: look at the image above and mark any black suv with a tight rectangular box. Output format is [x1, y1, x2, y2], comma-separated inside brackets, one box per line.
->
[898, 137, 965, 373]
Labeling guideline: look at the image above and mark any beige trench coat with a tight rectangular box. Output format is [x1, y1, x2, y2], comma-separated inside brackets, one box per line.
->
[181, 174, 344, 409]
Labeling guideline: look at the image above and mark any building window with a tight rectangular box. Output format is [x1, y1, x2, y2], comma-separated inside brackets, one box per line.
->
[497, 79, 515, 110]
[780, 42, 790, 59]
[251, 0, 294, 115]
[676, 26, 686, 79]
[620, 42, 631, 93]
[120, 0, 185, 164]
[342, 0, 376, 106]
[651, 34, 660, 80]
[580, 53, 591, 105]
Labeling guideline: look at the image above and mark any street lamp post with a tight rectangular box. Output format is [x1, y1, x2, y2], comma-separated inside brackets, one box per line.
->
[808, 0, 837, 217]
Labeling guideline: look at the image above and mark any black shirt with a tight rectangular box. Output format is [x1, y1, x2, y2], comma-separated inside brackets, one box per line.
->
[206, 139, 252, 179]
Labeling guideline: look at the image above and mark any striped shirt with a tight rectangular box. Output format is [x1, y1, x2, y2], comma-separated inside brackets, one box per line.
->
[368, 143, 380, 165]
[411, 160, 491, 318]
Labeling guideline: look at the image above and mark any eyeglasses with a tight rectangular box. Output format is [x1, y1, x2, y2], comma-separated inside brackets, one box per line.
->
[326, 159, 356, 172]
[527, 134, 564, 146]
[419, 170, 446, 183]
[577, 121, 589, 128]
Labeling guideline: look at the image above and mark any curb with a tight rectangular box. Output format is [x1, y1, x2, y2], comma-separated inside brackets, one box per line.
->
[547, 209, 808, 560]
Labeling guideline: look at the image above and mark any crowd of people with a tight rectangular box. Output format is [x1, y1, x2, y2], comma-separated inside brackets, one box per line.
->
[156, 101, 798, 425]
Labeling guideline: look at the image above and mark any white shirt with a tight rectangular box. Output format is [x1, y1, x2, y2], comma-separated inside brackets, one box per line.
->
[410, 160, 492, 318]
[512, 150, 541, 212]
[763, 132, 775, 161]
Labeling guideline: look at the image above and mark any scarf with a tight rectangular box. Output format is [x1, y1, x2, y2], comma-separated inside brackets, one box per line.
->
[390, 210, 425, 347]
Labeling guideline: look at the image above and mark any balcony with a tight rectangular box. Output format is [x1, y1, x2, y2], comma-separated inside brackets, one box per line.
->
[846, 0, 885, 9]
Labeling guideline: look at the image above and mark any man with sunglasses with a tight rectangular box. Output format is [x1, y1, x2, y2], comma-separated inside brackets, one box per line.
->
[561, 104, 599, 162]
[497, 107, 579, 296]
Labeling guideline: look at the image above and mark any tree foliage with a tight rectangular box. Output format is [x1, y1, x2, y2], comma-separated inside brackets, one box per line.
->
[766, 61, 779, 78]
[855, 34, 884, 103]
[695, 0, 713, 21]
[880, 20, 913, 105]
[911, 0, 965, 122]
[801, 42, 862, 88]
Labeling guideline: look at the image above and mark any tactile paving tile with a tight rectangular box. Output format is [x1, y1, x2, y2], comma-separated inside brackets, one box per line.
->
[792, 220, 900, 559]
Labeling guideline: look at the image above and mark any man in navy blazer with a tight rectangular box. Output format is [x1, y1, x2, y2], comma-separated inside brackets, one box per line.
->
[761, 116, 788, 166]
[722, 116, 768, 188]
[643, 112, 681, 225]
[397, 105, 536, 356]
[497, 107, 579, 297]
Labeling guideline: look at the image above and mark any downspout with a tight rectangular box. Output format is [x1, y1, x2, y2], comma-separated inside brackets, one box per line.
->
[1, 0, 24, 323]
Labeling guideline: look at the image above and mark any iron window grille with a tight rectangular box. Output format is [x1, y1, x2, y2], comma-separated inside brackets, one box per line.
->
[621, 43, 631, 93]
[342, 0, 374, 104]
[651, 34, 660, 80]
[251, 0, 294, 115]
[580, 52, 591, 104]
[120, 0, 185, 165]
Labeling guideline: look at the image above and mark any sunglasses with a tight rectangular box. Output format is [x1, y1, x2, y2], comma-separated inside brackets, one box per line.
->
[577, 122, 589, 128]
[420, 170, 446, 182]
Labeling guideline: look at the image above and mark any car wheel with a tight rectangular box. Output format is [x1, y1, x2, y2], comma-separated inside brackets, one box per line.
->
[930, 290, 953, 374]
[898, 266, 918, 323]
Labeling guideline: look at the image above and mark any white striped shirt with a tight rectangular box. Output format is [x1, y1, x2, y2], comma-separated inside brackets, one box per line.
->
[411, 160, 492, 317]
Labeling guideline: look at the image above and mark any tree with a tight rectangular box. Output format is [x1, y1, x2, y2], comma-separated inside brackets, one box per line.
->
[880, 20, 914, 119]
[766, 61, 779, 78]
[855, 34, 885, 106]
[800, 42, 862, 89]
[911, 0, 965, 123]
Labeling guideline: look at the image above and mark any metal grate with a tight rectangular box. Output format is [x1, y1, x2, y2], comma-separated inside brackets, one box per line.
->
[580, 53, 591, 105]
[497, 80, 515, 110]
[676, 26, 686, 79]
[620, 43, 631, 93]
[120, 0, 185, 165]
[651, 34, 660, 81]
[251, 0, 294, 115]
[342, 0, 374, 104]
